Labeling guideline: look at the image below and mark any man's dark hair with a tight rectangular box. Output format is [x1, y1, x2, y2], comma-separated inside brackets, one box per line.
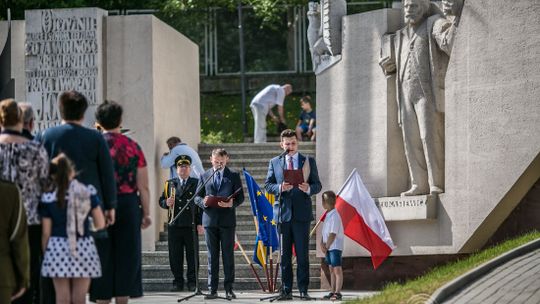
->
[322, 191, 337, 207]
[300, 95, 312, 104]
[211, 148, 228, 157]
[280, 129, 297, 141]
[58, 90, 88, 120]
[166, 136, 182, 146]
[95, 100, 123, 130]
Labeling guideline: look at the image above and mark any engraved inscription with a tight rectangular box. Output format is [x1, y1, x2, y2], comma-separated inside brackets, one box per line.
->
[25, 9, 105, 130]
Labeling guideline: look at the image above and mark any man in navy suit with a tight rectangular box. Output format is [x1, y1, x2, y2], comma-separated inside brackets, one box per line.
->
[195, 148, 244, 300]
[265, 129, 322, 299]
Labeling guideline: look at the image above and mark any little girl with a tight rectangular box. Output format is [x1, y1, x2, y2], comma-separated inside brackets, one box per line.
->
[320, 191, 344, 301]
[40, 153, 105, 304]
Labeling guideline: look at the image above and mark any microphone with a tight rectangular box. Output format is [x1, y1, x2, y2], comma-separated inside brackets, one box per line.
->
[278, 149, 290, 158]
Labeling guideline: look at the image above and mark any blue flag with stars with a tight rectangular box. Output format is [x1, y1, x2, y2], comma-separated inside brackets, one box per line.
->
[243, 169, 279, 267]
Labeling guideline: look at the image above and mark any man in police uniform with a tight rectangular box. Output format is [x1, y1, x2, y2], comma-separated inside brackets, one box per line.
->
[158, 155, 202, 292]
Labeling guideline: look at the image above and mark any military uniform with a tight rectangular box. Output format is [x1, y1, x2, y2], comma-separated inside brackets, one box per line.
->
[159, 159, 202, 291]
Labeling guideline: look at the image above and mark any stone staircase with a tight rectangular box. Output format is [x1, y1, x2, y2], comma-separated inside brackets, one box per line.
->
[142, 142, 319, 292]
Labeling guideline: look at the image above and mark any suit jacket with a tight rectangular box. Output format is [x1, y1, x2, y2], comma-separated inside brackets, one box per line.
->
[265, 153, 322, 223]
[159, 177, 202, 227]
[194, 167, 244, 228]
[393, 18, 448, 121]
[36, 123, 117, 210]
[0, 180, 29, 290]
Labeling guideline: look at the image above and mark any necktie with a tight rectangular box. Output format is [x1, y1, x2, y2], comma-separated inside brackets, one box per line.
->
[181, 180, 186, 189]
[214, 171, 221, 189]
[288, 156, 294, 170]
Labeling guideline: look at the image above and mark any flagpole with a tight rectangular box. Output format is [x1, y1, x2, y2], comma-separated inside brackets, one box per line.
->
[336, 168, 358, 196]
[267, 221, 274, 292]
[309, 210, 328, 238]
[236, 237, 266, 292]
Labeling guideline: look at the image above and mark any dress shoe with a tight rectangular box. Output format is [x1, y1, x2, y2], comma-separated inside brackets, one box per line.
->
[430, 186, 444, 195]
[277, 291, 292, 301]
[299, 291, 311, 300]
[204, 291, 218, 299]
[401, 184, 428, 196]
[225, 290, 237, 299]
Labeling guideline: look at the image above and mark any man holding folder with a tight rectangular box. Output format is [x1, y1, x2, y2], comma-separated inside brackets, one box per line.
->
[265, 129, 322, 299]
[195, 148, 244, 300]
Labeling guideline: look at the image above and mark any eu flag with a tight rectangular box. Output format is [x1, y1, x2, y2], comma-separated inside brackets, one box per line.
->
[243, 169, 279, 267]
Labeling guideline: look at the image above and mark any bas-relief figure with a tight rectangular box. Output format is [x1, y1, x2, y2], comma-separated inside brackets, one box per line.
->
[379, 0, 464, 196]
[307, 0, 346, 75]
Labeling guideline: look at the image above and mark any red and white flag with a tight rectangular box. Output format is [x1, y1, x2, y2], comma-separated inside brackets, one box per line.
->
[336, 169, 395, 269]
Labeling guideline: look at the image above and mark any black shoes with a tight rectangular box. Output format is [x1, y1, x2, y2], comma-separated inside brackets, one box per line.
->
[225, 290, 237, 300]
[299, 291, 311, 300]
[323, 292, 334, 300]
[331, 292, 343, 300]
[204, 291, 218, 300]
[277, 291, 293, 301]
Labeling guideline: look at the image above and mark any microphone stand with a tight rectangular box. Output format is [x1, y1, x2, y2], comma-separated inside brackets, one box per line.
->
[175, 168, 230, 302]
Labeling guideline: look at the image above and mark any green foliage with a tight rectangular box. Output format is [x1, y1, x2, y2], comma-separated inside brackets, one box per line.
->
[201, 130, 235, 144]
[351, 230, 540, 304]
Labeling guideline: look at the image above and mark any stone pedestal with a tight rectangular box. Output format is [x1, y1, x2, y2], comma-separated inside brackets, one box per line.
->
[375, 195, 437, 221]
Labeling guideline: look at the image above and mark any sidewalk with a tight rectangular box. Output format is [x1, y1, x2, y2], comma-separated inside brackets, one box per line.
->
[123, 290, 377, 304]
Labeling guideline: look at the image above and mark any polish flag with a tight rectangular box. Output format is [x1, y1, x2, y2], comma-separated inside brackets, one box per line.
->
[335, 169, 395, 269]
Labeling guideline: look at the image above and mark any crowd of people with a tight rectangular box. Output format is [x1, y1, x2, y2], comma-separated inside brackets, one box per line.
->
[0, 86, 342, 303]
[0, 93, 151, 304]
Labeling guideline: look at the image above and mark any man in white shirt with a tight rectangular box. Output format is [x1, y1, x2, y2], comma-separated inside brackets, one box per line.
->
[161, 137, 204, 178]
[250, 84, 292, 143]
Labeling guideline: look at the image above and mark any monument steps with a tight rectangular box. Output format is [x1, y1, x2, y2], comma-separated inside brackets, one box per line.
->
[142, 142, 320, 292]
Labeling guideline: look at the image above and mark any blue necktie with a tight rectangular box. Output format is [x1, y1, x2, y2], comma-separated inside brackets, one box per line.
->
[214, 171, 221, 189]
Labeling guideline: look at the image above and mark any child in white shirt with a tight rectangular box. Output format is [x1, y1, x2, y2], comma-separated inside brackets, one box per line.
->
[320, 191, 344, 300]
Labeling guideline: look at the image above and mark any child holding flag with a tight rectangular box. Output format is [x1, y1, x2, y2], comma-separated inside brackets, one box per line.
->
[320, 191, 344, 300]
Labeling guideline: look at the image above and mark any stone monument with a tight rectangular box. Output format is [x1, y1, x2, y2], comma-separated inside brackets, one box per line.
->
[378, 0, 463, 196]
[307, 0, 346, 75]
[314, 0, 540, 289]
[25, 8, 107, 130]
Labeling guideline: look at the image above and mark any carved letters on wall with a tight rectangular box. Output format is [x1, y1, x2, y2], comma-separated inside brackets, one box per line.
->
[25, 8, 106, 130]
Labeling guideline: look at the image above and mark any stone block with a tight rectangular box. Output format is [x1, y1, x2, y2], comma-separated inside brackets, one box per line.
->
[375, 195, 437, 221]
[24, 8, 107, 130]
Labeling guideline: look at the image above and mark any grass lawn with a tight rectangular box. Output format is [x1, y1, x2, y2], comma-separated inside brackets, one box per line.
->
[349, 230, 540, 304]
[201, 93, 315, 143]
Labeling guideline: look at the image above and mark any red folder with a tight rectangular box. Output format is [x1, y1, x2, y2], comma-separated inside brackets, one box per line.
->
[205, 187, 242, 208]
[284, 169, 304, 186]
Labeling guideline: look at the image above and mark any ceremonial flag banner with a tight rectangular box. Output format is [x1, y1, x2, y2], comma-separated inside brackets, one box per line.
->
[336, 168, 395, 269]
[243, 169, 279, 267]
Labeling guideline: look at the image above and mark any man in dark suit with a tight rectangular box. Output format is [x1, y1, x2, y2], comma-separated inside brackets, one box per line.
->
[265, 129, 322, 299]
[35, 90, 117, 304]
[195, 148, 244, 300]
[158, 155, 202, 292]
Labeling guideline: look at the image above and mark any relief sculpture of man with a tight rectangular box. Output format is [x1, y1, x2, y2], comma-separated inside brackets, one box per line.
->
[379, 0, 463, 196]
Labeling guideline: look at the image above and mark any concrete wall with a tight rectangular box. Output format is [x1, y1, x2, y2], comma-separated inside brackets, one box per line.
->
[316, 9, 415, 257]
[317, 0, 540, 258]
[445, 0, 540, 252]
[105, 15, 200, 250]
